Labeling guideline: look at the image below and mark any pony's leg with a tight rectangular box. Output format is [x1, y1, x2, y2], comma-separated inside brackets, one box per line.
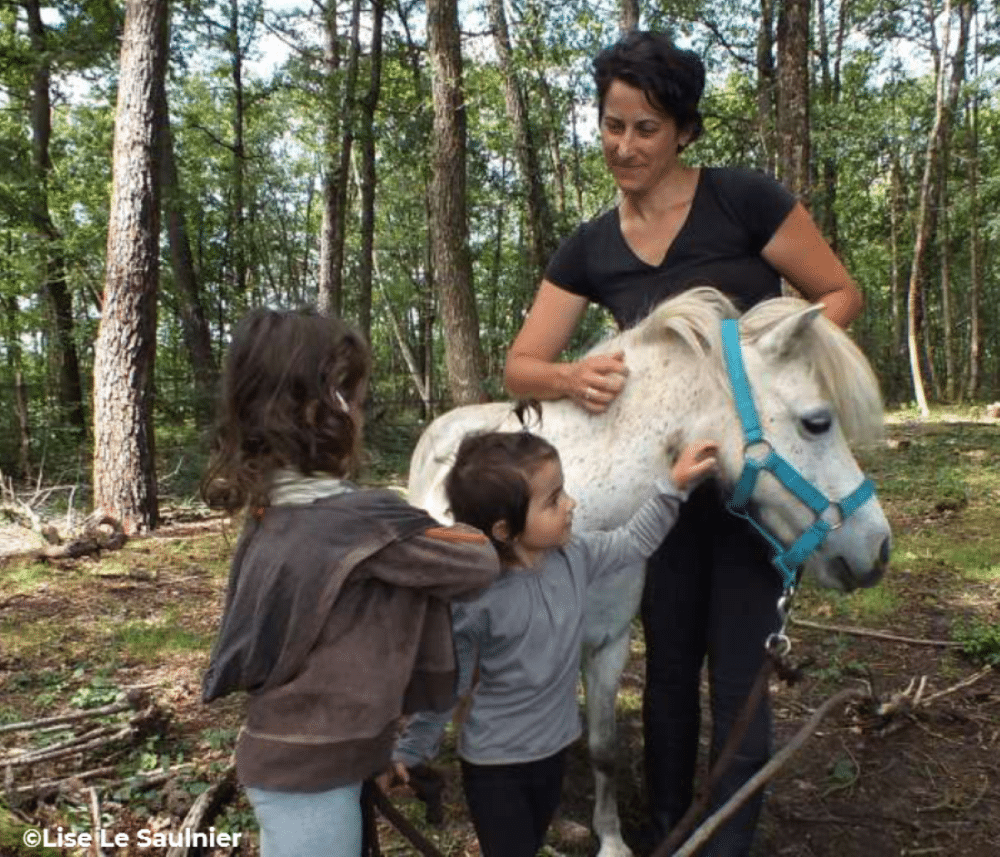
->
[583, 628, 635, 857]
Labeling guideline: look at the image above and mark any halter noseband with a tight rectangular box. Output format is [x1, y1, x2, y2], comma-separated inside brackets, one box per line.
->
[720, 318, 876, 595]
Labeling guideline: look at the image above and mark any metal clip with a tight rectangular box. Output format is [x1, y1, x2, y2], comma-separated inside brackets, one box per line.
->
[766, 586, 796, 656]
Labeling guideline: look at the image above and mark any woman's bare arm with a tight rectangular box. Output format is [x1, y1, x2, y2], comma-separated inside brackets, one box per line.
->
[504, 280, 627, 413]
[762, 203, 863, 329]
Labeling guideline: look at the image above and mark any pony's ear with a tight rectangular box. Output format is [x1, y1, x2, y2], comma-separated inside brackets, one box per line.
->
[756, 303, 825, 360]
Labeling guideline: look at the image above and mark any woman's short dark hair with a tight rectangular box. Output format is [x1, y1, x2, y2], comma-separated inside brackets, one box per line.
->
[202, 307, 370, 511]
[445, 431, 559, 564]
[593, 30, 705, 150]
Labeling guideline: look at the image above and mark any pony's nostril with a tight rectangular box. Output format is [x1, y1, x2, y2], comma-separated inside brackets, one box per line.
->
[879, 537, 891, 565]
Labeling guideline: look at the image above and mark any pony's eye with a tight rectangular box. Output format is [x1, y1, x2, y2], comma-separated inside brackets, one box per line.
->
[802, 412, 832, 435]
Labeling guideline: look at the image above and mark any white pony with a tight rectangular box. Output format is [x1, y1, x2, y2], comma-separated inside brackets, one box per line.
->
[407, 287, 891, 857]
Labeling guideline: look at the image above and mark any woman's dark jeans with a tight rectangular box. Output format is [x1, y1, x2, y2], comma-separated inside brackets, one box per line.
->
[641, 481, 781, 857]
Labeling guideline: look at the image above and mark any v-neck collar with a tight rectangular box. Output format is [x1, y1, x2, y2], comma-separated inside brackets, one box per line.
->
[614, 167, 705, 270]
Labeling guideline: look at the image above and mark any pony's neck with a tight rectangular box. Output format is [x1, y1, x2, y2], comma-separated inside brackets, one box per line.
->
[615, 338, 733, 484]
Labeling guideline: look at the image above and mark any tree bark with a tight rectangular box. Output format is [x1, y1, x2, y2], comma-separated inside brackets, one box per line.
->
[755, 0, 776, 173]
[316, 0, 341, 315]
[427, 0, 485, 405]
[906, 0, 952, 416]
[3, 291, 32, 483]
[24, 0, 86, 431]
[775, 0, 810, 199]
[317, 0, 361, 318]
[813, 0, 847, 251]
[940, 0, 972, 402]
[488, 0, 556, 284]
[965, 89, 981, 399]
[888, 153, 906, 402]
[357, 0, 384, 343]
[227, 0, 249, 304]
[157, 85, 216, 423]
[93, 0, 168, 533]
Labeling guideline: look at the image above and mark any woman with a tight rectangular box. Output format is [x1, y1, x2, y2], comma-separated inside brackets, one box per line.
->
[503, 31, 863, 857]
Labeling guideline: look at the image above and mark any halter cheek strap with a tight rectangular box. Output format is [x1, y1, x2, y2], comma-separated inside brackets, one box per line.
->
[720, 318, 876, 592]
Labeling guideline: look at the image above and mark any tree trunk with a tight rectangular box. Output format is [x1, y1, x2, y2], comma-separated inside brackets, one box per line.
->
[619, 0, 640, 33]
[228, 0, 248, 305]
[317, 0, 341, 315]
[392, 0, 436, 414]
[356, 0, 384, 343]
[318, 0, 361, 318]
[938, 140, 954, 402]
[93, 0, 168, 534]
[755, 0, 776, 173]
[813, 0, 847, 251]
[942, 0, 972, 401]
[907, 0, 953, 416]
[3, 291, 32, 483]
[775, 0, 810, 199]
[427, 0, 485, 405]
[888, 153, 906, 402]
[24, 0, 86, 432]
[158, 85, 216, 423]
[965, 89, 981, 399]
[488, 0, 556, 284]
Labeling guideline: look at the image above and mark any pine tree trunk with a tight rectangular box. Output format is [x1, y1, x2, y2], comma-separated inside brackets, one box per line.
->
[24, 0, 85, 431]
[427, 0, 485, 405]
[776, 0, 811, 199]
[93, 0, 168, 534]
[755, 0, 776, 173]
[158, 86, 216, 423]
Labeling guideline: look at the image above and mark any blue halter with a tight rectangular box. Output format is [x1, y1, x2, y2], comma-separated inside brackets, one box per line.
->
[720, 318, 876, 593]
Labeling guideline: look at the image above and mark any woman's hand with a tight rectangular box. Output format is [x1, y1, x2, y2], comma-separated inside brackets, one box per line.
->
[568, 351, 629, 414]
[671, 440, 719, 490]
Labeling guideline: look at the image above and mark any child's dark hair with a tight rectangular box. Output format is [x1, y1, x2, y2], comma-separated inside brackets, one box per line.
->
[593, 30, 705, 151]
[444, 431, 559, 564]
[202, 307, 370, 512]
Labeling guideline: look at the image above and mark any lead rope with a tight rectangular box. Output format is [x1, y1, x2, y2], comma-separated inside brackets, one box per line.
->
[362, 780, 449, 857]
[650, 583, 803, 857]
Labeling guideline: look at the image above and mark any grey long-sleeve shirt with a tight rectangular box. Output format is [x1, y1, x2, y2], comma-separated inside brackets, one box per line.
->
[393, 479, 687, 767]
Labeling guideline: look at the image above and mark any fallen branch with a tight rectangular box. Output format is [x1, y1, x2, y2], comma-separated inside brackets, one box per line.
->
[669, 686, 866, 857]
[89, 787, 109, 857]
[3, 726, 135, 768]
[0, 699, 133, 735]
[10, 766, 117, 799]
[919, 665, 995, 707]
[791, 617, 963, 648]
[164, 764, 237, 857]
[37, 512, 126, 560]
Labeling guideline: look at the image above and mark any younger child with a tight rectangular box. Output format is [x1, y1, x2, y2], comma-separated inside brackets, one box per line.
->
[388, 430, 717, 857]
[200, 307, 501, 857]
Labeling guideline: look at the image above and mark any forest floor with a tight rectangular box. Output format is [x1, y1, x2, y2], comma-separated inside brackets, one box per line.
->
[0, 413, 998, 857]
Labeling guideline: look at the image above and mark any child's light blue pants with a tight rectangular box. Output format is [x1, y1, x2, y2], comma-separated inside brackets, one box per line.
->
[246, 782, 363, 857]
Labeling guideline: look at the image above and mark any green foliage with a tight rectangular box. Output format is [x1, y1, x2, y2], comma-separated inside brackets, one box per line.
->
[952, 619, 1000, 666]
[1, 0, 999, 495]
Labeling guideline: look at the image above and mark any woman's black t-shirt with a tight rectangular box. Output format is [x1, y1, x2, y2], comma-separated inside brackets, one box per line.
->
[544, 167, 797, 329]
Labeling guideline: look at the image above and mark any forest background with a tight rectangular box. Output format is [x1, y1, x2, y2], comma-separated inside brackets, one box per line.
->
[0, 0, 998, 532]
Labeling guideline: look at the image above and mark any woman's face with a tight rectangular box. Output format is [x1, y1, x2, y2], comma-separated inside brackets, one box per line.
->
[600, 79, 690, 194]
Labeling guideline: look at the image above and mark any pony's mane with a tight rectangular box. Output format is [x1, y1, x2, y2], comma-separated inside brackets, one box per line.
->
[741, 297, 884, 445]
[598, 286, 883, 446]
